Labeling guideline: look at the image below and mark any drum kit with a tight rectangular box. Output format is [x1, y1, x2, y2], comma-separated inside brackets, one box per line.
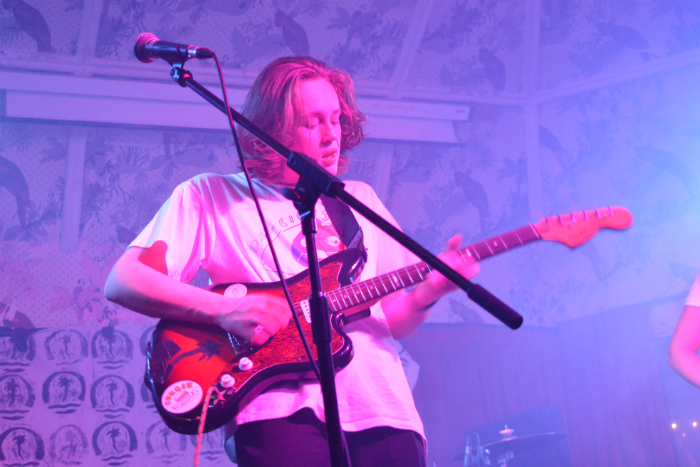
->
[455, 426, 567, 466]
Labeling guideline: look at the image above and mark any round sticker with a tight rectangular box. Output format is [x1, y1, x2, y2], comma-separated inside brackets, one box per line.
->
[224, 284, 248, 298]
[161, 380, 203, 414]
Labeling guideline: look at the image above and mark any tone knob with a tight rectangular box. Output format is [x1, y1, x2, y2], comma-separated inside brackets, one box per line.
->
[220, 374, 235, 388]
[238, 357, 254, 371]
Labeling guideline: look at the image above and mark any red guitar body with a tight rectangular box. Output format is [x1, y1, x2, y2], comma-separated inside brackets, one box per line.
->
[145, 249, 365, 435]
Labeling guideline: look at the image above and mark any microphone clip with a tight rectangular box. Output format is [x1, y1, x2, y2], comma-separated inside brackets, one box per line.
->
[169, 65, 193, 88]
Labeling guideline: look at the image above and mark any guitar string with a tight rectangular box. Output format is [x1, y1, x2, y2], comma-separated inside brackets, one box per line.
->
[285, 216, 590, 318]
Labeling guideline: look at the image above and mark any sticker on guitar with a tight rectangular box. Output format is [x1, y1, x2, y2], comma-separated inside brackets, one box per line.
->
[162, 380, 204, 414]
[224, 284, 248, 298]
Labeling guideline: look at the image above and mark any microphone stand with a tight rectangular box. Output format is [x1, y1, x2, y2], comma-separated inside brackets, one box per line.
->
[167, 64, 523, 467]
[282, 182, 350, 467]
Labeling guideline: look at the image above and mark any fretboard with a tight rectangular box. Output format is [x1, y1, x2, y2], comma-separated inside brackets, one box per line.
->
[323, 224, 541, 313]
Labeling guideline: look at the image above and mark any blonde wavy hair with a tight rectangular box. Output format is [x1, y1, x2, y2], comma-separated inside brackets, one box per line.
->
[238, 56, 366, 184]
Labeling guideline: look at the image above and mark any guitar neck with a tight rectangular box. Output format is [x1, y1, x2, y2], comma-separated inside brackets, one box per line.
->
[325, 224, 542, 313]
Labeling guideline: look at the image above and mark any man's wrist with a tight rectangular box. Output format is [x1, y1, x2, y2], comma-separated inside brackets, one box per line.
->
[408, 286, 438, 313]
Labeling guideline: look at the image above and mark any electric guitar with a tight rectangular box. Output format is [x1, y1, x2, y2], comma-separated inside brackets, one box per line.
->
[145, 206, 632, 434]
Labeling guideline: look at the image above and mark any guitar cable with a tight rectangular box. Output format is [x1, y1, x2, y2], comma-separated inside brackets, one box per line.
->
[212, 53, 321, 381]
[189, 53, 324, 467]
[193, 385, 217, 467]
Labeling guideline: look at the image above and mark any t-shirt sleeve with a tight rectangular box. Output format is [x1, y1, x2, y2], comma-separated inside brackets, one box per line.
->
[686, 272, 700, 308]
[129, 181, 207, 283]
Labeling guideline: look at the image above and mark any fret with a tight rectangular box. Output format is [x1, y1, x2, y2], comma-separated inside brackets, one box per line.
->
[396, 271, 406, 288]
[372, 278, 382, 295]
[391, 273, 400, 289]
[474, 243, 491, 259]
[510, 230, 524, 244]
[347, 289, 357, 305]
[363, 282, 375, 298]
[378, 276, 389, 293]
[339, 291, 351, 308]
[410, 266, 421, 283]
[480, 242, 495, 258]
[413, 264, 424, 281]
[355, 284, 367, 301]
[327, 294, 338, 312]
[490, 237, 507, 253]
[505, 231, 523, 247]
[387, 273, 401, 290]
[527, 224, 541, 240]
[366, 277, 379, 296]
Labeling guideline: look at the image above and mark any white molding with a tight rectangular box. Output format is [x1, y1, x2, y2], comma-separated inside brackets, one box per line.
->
[0, 71, 467, 143]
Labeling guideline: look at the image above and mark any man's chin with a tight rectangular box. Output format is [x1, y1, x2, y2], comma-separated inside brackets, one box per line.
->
[321, 160, 338, 174]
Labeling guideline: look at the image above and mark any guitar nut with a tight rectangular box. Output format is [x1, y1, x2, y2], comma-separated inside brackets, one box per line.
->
[238, 358, 254, 371]
[220, 374, 236, 388]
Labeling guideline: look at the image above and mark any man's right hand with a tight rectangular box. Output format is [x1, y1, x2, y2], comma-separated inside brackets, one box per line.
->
[217, 294, 292, 347]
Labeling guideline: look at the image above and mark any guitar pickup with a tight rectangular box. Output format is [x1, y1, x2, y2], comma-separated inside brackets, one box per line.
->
[300, 299, 311, 323]
[341, 309, 371, 325]
[300, 299, 370, 325]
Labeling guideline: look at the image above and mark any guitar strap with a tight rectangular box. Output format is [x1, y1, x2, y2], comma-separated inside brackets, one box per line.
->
[320, 194, 367, 266]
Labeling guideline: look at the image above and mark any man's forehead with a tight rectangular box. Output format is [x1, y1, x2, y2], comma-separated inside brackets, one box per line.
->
[293, 78, 340, 115]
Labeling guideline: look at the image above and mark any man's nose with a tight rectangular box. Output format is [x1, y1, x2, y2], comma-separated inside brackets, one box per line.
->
[321, 122, 337, 143]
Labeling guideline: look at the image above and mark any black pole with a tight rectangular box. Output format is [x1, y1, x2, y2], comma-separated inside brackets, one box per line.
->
[285, 185, 350, 467]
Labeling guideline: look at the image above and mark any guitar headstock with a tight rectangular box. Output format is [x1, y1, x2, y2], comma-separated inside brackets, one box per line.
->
[533, 206, 632, 247]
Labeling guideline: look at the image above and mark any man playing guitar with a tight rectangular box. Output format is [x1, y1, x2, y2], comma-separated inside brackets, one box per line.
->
[105, 56, 479, 467]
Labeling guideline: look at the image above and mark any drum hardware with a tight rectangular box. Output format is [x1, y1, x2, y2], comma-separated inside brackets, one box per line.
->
[456, 426, 567, 466]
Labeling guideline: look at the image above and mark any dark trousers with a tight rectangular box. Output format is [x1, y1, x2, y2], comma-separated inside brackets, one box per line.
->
[233, 408, 426, 467]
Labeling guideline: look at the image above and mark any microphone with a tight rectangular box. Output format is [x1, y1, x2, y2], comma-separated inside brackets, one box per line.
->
[134, 33, 213, 64]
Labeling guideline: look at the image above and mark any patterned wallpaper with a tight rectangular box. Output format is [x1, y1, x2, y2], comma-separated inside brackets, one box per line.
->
[0, 0, 698, 341]
[1, 0, 700, 465]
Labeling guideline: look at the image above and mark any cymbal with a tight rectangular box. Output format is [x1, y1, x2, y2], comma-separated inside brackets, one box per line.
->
[482, 433, 566, 458]
[453, 433, 566, 461]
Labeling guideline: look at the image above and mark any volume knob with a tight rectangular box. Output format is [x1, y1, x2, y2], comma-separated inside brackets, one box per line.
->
[220, 374, 236, 388]
[238, 358, 254, 371]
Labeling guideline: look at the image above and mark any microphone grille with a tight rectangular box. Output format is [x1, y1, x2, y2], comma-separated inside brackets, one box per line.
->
[134, 33, 159, 63]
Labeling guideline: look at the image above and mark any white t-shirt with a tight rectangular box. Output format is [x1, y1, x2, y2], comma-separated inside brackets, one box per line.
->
[131, 173, 425, 439]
